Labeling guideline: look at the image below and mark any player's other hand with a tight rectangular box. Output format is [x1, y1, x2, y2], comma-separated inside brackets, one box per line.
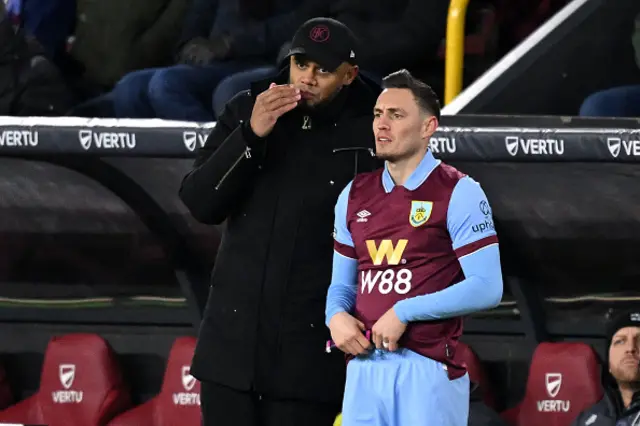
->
[250, 83, 301, 138]
[328, 312, 372, 356]
[372, 307, 407, 352]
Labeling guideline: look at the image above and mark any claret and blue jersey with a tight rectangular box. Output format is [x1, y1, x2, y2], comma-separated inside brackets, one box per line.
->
[326, 149, 504, 378]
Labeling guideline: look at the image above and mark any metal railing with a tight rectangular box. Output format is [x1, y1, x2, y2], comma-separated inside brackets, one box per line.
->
[444, 0, 471, 105]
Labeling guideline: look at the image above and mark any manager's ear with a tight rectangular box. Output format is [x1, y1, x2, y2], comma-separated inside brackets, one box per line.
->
[342, 64, 359, 86]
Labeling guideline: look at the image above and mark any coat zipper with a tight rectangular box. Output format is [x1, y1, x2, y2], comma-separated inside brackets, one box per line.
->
[214, 147, 252, 190]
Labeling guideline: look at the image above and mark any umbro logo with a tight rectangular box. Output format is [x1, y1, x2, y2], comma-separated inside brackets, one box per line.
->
[356, 210, 371, 223]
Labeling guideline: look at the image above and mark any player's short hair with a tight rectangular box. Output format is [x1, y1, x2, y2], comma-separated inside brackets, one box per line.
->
[381, 69, 441, 121]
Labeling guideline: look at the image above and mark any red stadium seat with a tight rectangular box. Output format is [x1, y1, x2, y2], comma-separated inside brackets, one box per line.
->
[0, 362, 13, 409]
[458, 342, 497, 410]
[107, 336, 201, 426]
[0, 333, 131, 426]
[501, 342, 604, 426]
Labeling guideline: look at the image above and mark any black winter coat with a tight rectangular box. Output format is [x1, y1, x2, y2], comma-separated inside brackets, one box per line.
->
[179, 68, 381, 403]
[572, 385, 640, 426]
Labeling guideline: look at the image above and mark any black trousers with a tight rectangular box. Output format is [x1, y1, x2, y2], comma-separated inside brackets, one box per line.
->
[201, 381, 341, 426]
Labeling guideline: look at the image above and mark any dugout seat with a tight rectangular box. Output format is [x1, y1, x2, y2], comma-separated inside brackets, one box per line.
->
[458, 341, 498, 410]
[107, 336, 201, 426]
[0, 362, 13, 409]
[500, 342, 604, 426]
[0, 333, 131, 426]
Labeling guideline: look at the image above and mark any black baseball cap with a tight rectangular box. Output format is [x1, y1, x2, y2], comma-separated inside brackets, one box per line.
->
[287, 17, 358, 72]
[606, 310, 640, 347]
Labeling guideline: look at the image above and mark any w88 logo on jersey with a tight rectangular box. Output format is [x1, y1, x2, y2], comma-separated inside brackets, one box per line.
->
[360, 269, 412, 295]
[361, 239, 413, 295]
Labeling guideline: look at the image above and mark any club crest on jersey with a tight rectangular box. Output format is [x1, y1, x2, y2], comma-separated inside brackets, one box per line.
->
[409, 201, 433, 227]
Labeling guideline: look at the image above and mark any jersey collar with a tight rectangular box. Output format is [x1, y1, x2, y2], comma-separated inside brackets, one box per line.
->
[382, 150, 440, 193]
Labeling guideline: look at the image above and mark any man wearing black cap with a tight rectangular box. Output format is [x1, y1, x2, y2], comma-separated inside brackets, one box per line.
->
[179, 17, 381, 426]
[572, 311, 640, 426]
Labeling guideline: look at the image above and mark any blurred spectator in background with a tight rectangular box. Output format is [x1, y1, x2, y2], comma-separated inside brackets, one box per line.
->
[70, 0, 323, 121]
[209, 42, 291, 117]
[4, 0, 76, 74]
[321, 0, 450, 79]
[66, 0, 191, 101]
[0, 0, 76, 115]
[69, 0, 451, 121]
[578, 11, 640, 118]
[571, 310, 640, 426]
[210, 0, 450, 117]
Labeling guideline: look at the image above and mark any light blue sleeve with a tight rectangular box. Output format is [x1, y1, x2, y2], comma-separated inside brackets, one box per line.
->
[393, 176, 503, 323]
[333, 181, 354, 248]
[447, 176, 497, 250]
[393, 245, 503, 322]
[325, 181, 359, 327]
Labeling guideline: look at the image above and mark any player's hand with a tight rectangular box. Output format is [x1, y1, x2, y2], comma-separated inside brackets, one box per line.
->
[328, 312, 372, 356]
[249, 83, 300, 138]
[372, 307, 407, 352]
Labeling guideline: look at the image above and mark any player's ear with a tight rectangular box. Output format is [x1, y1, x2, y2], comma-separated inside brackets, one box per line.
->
[421, 115, 438, 140]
